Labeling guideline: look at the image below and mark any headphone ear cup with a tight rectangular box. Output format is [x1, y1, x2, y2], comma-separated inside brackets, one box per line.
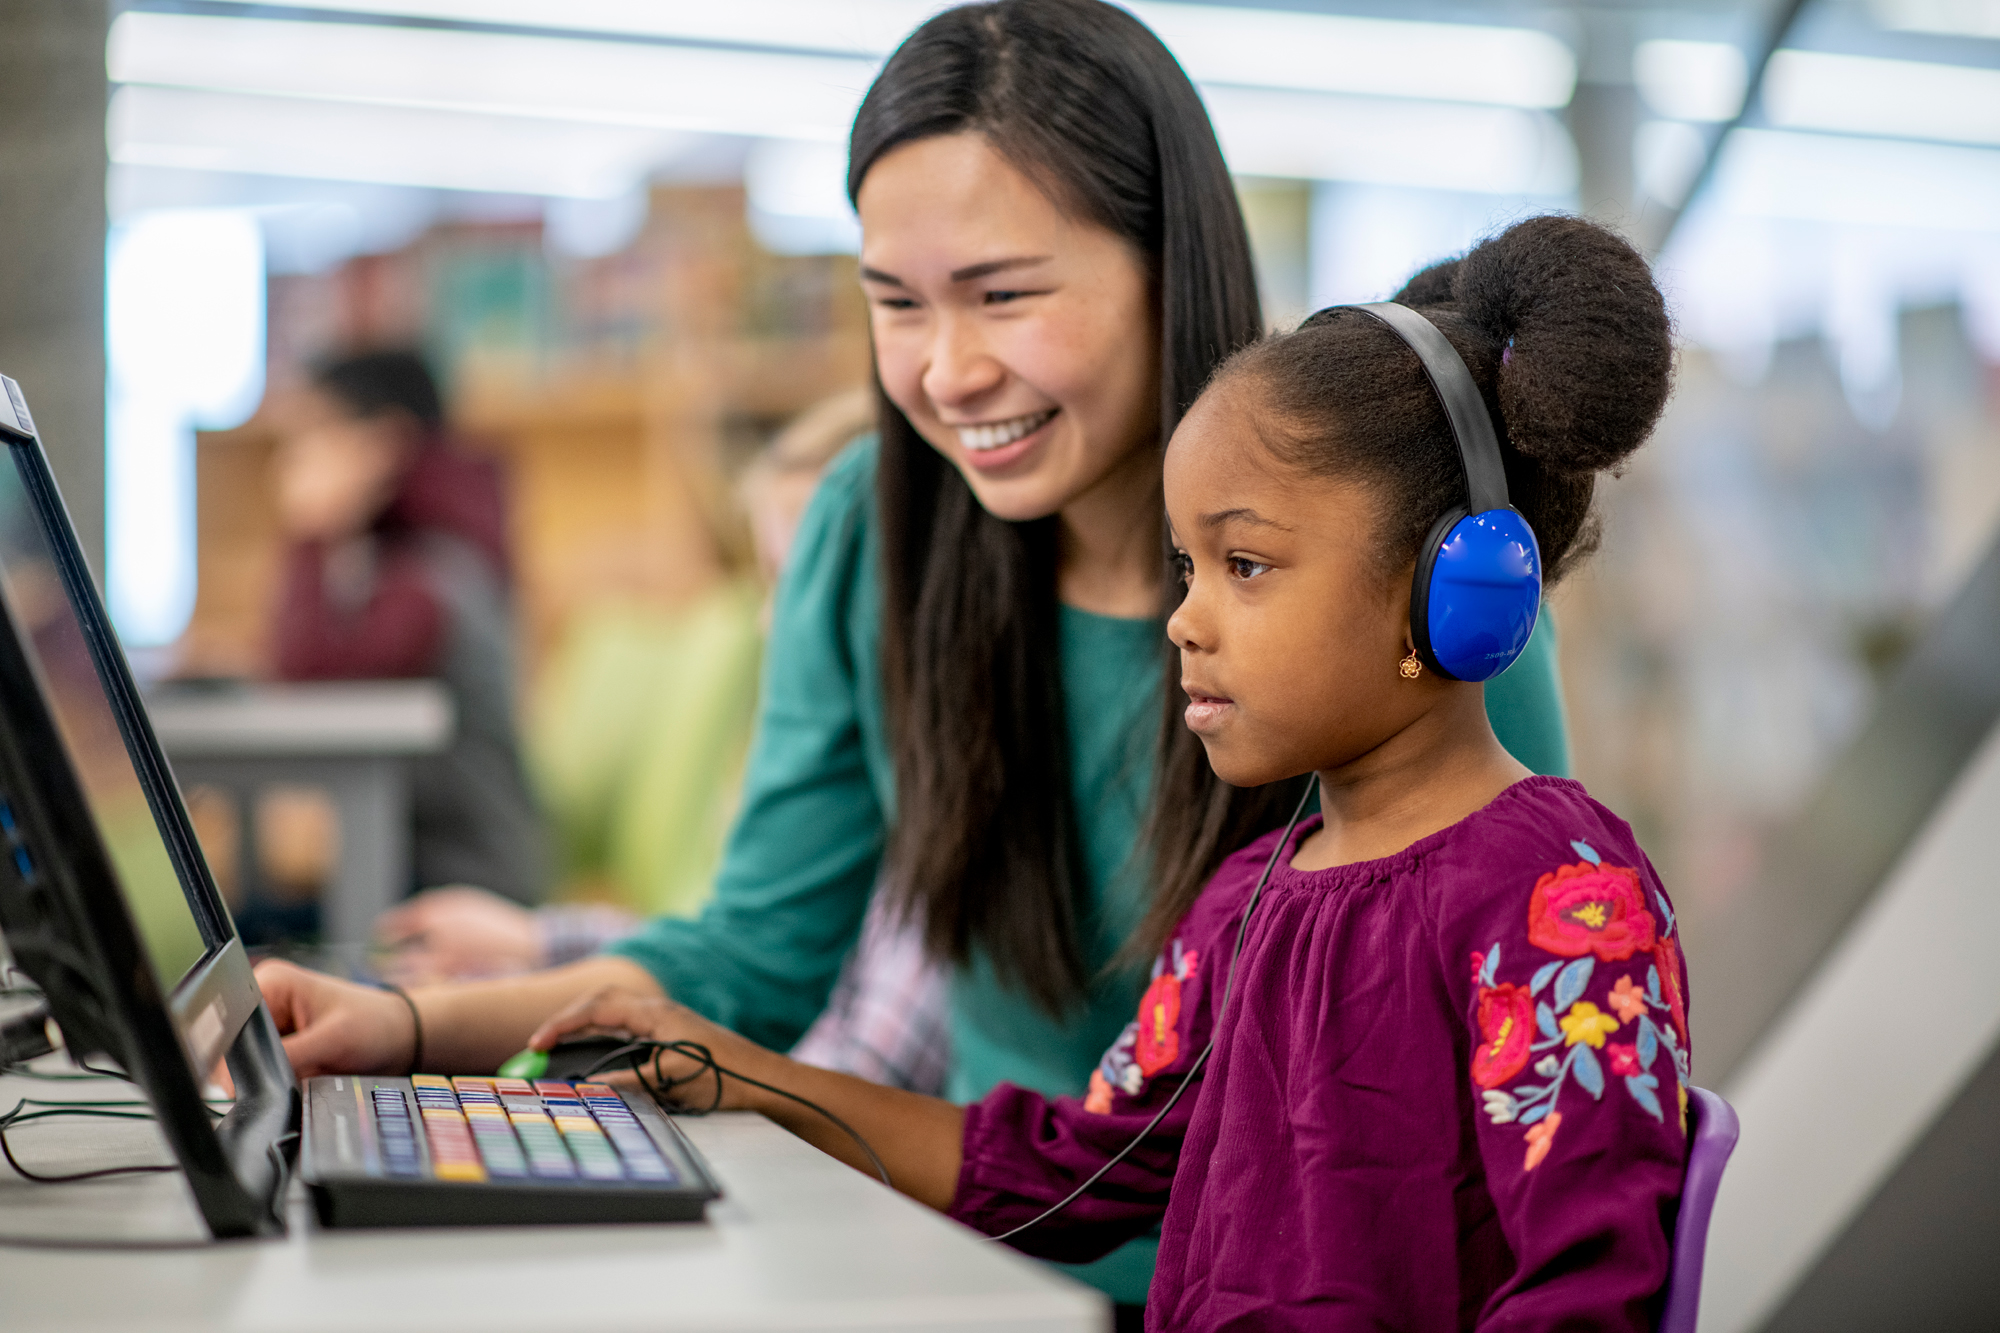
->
[1410, 508, 1542, 683]
[1409, 507, 1465, 679]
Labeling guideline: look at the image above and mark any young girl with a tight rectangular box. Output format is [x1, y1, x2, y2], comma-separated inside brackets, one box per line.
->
[524, 214, 1683, 1329]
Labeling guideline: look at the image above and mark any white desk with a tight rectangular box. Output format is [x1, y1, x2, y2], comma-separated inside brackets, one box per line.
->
[0, 1068, 1106, 1332]
[146, 681, 454, 946]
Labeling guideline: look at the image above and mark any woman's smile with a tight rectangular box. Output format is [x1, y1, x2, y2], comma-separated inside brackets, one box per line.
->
[953, 407, 1059, 471]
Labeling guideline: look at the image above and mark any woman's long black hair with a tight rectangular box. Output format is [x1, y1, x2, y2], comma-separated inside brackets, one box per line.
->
[849, 0, 1296, 1014]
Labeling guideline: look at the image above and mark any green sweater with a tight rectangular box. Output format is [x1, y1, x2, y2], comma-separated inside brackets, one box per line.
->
[608, 437, 1570, 1297]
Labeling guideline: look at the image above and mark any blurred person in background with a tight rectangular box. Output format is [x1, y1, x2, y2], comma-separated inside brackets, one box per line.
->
[271, 349, 547, 907]
[374, 386, 952, 1092]
[375, 388, 875, 973]
[253, 1, 1572, 1312]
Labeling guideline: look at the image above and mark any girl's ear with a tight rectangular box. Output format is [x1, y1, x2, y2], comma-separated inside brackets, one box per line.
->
[1386, 558, 1416, 623]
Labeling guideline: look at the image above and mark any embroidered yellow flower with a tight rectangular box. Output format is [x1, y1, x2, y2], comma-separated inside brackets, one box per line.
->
[1607, 974, 1648, 1024]
[1558, 1000, 1619, 1048]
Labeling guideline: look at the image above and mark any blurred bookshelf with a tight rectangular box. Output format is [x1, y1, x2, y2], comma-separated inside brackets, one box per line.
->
[175, 184, 870, 684]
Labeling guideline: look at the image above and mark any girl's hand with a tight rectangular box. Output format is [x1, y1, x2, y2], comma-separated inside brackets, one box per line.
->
[528, 989, 763, 1111]
[536, 988, 967, 1205]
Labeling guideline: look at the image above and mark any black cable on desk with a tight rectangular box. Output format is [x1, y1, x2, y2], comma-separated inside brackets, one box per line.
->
[579, 1039, 894, 1189]
[0, 1105, 177, 1183]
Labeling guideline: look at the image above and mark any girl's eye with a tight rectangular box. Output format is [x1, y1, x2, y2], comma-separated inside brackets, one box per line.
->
[1228, 556, 1272, 581]
[1171, 551, 1193, 585]
[874, 296, 919, 311]
[984, 289, 1047, 305]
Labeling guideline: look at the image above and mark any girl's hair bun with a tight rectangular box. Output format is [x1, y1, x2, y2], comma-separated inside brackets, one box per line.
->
[1405, 215, 1672, 475]
[1217, 213, 1672, 589]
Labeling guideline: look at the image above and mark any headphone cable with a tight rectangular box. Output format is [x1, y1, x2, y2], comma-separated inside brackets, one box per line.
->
[988, 778, 1316, 1243]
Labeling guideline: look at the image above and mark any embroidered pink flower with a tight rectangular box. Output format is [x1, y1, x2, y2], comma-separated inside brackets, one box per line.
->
[1527, 861, 1658, 961]
[1607, 1042, 1642, 1076]
[1653, 935, 1689, 1046]
[1607, 974, 1648, 1024]
[1524, 1112, 1562, 1171]
[1084, 1069, 1114, 1115]
[1134, 972, 1184, 1077]
[1470, 951, 1486, 984]
[1471, 983, 1535, 1089]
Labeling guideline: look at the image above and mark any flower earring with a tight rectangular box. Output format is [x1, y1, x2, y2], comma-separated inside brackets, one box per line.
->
[1399, 650, 1423, 680]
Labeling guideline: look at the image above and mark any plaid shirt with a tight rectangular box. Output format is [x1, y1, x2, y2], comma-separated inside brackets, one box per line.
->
[788, 890, 951, 1096]
[547, 889, 951, 1097]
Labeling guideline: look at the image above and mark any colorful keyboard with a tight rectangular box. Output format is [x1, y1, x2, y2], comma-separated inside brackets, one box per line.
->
[302, 1073, 719, 1228]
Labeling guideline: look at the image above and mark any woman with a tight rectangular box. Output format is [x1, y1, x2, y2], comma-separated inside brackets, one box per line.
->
[253, 0, 1571, 1306]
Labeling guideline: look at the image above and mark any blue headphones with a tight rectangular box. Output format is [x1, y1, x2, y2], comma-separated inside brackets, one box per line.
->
[1335, 302, 1542, 683]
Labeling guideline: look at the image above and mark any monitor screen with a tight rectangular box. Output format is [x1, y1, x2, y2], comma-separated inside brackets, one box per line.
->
[0, 455, 207, 992]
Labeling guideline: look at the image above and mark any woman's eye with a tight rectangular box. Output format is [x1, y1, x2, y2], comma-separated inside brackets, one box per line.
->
[1228, 556, 1272, 581]
[874, 296, 918, 311]
[984, 289, 1025, 305]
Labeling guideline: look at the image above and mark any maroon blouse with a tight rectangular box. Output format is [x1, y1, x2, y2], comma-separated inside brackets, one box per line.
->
[273, 443, 509, 681]
[950, 777, 1692, 1330]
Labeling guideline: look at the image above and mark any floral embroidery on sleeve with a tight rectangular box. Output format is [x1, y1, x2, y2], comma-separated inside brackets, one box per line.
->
[1088, 932, 1192, 1112]
[1473, 839, 1692, 1168]
[1086, 939, 1200, 1115]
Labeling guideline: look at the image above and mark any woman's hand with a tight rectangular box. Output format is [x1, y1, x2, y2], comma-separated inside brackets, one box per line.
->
[375, 885, 545, 984]
[257, 954, 668, 1079]
[528, 989, 761, 1111]
[255, 958, 416, 1078]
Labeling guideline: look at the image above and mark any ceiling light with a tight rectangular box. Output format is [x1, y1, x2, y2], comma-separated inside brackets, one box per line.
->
[181, 0, 1575, 108]
[1709, 129, 2000, 230]
[1633, 39, 1748, 123]
[1129, 3, 1573, 108]
[110, 85, 696, 197]
[1765, 50, 2000, 148]
[109, 11, 878, 142]
[1867, 0, 2000, 39]
[109, 7, 1581, 196]
[190, 0, 946, 56]
[1201, 88, 1576, 195]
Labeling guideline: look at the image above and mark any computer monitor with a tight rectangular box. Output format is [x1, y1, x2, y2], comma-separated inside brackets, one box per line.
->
[0, 374, 297, 1238]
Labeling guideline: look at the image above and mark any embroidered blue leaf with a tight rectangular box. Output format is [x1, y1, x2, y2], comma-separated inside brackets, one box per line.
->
[1572, 1043, 1605, 1099]
[1481, 944, 1501, 989]
[1570, 839, 1601, 865]
[1519, 1100, 1552, 1126]
[1637, 1018, 1658, 1069]
[1625, 1074, 1664, 1122]
[1553, 957, 1595, 1011]
[1653, 889, 1677, 937]
[1537, 1002, 1559, 1039]
[1530, 961, 1561, 996]
[1511, 1084, 1544, 1099]
[1647, 965, 1664, 1006]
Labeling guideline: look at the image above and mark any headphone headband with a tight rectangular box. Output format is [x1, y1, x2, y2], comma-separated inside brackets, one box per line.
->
[1309, 301, 1540, 682]
[1340, 302, 1509, 515]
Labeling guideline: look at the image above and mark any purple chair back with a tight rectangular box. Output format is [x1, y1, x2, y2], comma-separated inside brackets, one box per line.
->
[1659, 1086, 1741, 1333]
